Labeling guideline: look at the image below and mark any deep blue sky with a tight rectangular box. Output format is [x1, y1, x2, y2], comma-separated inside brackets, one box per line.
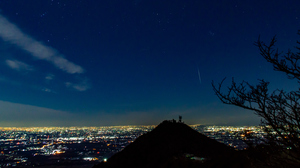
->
[0, 0, 299, 126]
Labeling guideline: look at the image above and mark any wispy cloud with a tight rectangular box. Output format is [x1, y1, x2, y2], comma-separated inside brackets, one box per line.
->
[0, 14, 84, 74]
[0, 14, 91, 92]
[6, 59, 33, 71]
[45, 74, 55, 81]
[65, 78, 91, 91]
[41, 87, 57, 94]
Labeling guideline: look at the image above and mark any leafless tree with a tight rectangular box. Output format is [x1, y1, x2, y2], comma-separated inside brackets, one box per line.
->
[212, 30, 300, 162]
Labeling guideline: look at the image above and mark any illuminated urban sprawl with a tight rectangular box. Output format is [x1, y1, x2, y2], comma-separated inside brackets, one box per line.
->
[0, 125, 265, 167]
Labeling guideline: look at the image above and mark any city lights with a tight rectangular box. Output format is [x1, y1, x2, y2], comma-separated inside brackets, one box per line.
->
[0, 125, 265, 167]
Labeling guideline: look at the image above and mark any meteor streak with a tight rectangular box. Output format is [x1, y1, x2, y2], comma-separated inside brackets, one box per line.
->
[197, 67, 201, 84]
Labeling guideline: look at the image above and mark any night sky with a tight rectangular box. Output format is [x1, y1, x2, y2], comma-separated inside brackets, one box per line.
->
[0, 0, 299, 126]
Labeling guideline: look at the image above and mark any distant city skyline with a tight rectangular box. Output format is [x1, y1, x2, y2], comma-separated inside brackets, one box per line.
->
[0, 0, 299, 126]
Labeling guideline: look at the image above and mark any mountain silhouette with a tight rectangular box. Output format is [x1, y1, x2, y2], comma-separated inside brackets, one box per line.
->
[93, 120, 251, 168]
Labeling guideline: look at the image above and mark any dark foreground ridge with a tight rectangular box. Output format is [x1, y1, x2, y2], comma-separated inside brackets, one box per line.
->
[93, 120, 250, 168]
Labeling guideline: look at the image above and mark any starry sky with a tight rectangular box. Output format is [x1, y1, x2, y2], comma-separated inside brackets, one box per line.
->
[0, 0, 299, 127]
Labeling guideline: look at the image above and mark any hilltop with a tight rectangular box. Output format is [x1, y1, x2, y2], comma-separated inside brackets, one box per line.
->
[93, 120, 251, 168]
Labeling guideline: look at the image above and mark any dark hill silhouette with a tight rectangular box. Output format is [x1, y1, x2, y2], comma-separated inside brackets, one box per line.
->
[93, 120, 251, 168]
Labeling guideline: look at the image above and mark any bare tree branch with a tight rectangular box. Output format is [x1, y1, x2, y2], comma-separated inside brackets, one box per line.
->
[212, 31, 300, 162]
